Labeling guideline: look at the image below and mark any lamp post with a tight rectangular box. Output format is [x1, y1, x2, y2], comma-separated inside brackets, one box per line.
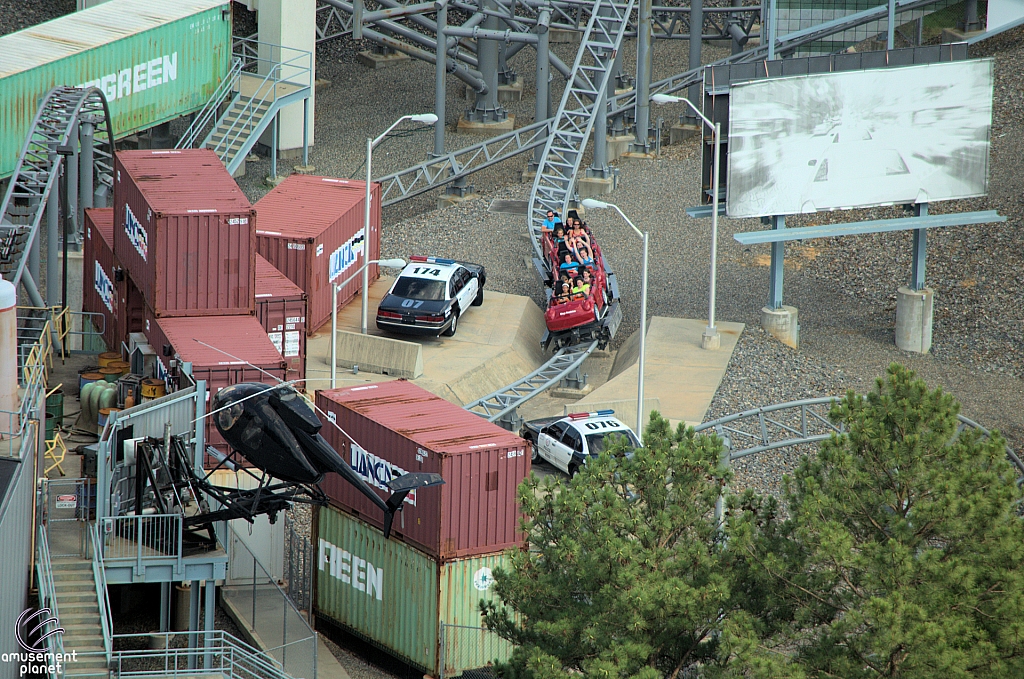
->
[363, 113, 438, 334]
[332, 257, 407, 388]
[580, 199, 648, 443]
[652, 93, 721, 350]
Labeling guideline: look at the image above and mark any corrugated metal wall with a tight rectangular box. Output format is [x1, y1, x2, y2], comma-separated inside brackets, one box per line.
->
[0, 424, 40, 679]
[0, 0, 231, 179]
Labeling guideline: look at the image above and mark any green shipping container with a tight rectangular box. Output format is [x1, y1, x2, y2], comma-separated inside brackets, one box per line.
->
[0, 0, 231, 179]
[315, 505, 516, 677]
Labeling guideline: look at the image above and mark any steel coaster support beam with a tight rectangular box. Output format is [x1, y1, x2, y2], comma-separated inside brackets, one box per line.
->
[586, 35, 615, 181]
[687, 0, 704, 122]
[630, 0, 653, 153]
[463, 341, 599, 428]
[527, 0, 638, 259]
[467, 0, 509, 123]
[434, 0, 449, 157]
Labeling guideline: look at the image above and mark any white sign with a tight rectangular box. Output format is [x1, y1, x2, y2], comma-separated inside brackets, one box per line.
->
[284, 331, 300, 357]
[124, 205, 149, 261]
[318, 538, 384, 600]
[473, 567, 495, 591]
[94, 261, 115, 313]
[268, 332, 283, 355]
[77, 53, 178, 103]
[726, 60, 994, 218]
[328, 229, 366, 283]
[350, 443, 415, 506]
[55, 494, 77, 510]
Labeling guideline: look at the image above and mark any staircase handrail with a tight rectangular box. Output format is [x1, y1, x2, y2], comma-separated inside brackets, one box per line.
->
[89, 523, 114, 666]
[35, 524, 67, 665]
[206, 39, 312, 162]
[177, 57, 244, 150]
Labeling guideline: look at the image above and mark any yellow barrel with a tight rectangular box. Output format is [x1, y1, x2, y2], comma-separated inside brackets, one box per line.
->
[97, 352, 120, 368]
[108, 360, 130, 375]
[98, 407, 120, 428]
[99, 367, 121, 383]
[141, 378, 166, 400]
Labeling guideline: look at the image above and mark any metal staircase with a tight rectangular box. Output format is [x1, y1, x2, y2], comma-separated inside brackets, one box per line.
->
[177, 39, 313, 176]
[51, 558, 110, 677]
[527, 0, 636, 259]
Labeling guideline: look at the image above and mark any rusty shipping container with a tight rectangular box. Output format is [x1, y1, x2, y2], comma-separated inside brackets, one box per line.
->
[142, 310, 287, 458]
[314, 505, 515, 677]
[255, 254, 307, 383]
[255, 174, 381, 333]
[83, 208, 119, 351]
[316, 380, 530, 560]
[113, 149, 256, 318]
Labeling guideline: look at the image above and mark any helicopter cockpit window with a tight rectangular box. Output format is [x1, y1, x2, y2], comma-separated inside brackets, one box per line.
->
[216, 402, 245, 431]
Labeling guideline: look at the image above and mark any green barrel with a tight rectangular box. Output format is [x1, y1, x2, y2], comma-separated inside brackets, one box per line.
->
[45, 389, 64, 432]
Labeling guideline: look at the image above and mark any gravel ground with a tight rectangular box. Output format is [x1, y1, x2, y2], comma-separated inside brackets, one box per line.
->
[0, 0, 73, 35]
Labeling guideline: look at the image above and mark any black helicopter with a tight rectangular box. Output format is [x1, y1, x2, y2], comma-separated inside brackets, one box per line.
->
[156, 382, 444, 540]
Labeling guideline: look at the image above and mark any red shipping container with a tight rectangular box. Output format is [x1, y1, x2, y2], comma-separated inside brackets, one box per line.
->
[83, 208, 119, 351]
[113, 149, 256, 318]
[255, 174, 381, 333]
[142, 310, 288, 459]
[255, 254, 307, 385]
[316, 380, 530, 561]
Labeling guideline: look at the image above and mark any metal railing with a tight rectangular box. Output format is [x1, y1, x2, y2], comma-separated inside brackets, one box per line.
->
[205, 38, 312, 167]
[71, 630, 292, 679]
[35, 524, 67, 662]
[89, 523, 114, 666]
[223, 525, 317, 679]
[1, 306, 56, 458]
[67, 309, 107, 353]
[98, 513, 185, 575]
[177, 57, 245, 151]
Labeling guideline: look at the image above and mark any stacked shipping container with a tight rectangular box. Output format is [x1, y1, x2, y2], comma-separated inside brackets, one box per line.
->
[255, 174, 381, 333]
[255, 254, 307, 382]
[314, 380, 530, 676]
[82, 208, 119, 350]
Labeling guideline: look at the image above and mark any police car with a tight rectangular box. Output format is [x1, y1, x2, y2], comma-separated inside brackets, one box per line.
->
[520, 410, 640, 477]
[376, 256, 486, 337]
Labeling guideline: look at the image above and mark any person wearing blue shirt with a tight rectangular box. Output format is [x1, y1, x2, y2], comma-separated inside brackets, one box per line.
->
[542, 211, 562, 233]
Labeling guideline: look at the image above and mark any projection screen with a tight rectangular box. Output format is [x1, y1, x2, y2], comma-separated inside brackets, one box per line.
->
[725, 59, 993, 219]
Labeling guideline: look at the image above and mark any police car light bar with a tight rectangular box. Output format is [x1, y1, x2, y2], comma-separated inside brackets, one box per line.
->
[568, 409, 615, 420]
[409, 255, 456, 265]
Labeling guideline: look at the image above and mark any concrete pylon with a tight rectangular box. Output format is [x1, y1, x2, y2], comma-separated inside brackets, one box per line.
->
[258, 0, 316, 159]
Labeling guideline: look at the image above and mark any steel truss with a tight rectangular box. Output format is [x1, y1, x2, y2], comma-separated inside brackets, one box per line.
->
[463, 341, 598, 430]
[0, 87, 113, 309]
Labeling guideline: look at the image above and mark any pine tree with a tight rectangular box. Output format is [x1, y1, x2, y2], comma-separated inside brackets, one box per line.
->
[482, 415, 735, 679]
[730, 364, 1024, 678]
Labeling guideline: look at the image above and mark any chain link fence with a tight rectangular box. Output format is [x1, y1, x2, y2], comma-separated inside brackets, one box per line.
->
[439, 623, 515, 679]
[283, 510, 315, 617]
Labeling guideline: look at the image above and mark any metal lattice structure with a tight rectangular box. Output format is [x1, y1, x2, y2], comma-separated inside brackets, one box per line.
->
[0, 86, 113, 309]
[464, 341, 598, 430]
[527, 0, 637, 258]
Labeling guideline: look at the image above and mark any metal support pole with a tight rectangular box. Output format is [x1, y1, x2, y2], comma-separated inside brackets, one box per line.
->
[687, 0, 704, 121]
[59, 160, 70, 320]
[302, 99, 310, 167]
[362, 137, 372, 334]
[965, 0, 979, 31]
[587, 86, 610, 178]
[188, 579, 200, 670]
[67, 135, 79, 249]
[204, 579, 215, 670]
[910, 203, 928, 291]
[529, 10, 551, 172]
[331, 283, 338, 388]
[80, 121, 94, 216]
[636, 231, 649, 441]
[160, 582, 170, 632]
[270, 113, 279, 180]
[28, 208, 40, 287]
[468, 0, 506, 122]
[353, 0, 363, 39]
[46, 159, 60, 307]
[731, 0, 743, 54]
[767, 0, 777, 60]
[631, 0, 652, 153]
[768, 215, 785, 309]
[886, 0, 896, 49]
[434, 0, 448, 157]
[703, 122, 721, 347]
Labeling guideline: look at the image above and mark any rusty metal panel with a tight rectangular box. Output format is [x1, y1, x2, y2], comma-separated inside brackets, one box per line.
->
[255, 175, 381, 333]
[114, 150, 256, 318]
[83, 208, 119, 350]
[0, 0, 231, 179]
[316, 380, 529, 560]
[255, 254, 307, 383]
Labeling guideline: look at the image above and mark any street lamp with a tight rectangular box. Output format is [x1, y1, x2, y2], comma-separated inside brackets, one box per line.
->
[332, 257, 407, 388]
[651, 93, 721, 350]
[362, 113, 438, 335]
[580, 198, 648, 444]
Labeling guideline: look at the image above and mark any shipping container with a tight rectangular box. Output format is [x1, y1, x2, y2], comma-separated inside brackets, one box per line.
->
[255, 254, 307, 384]
[114, 149, 256, 318]
[142, 310, 287, 457]
[315, 506, 515, 677]
[0, 0, 231, 179]
[83, 208, 119, 351]
[255, 175, 381, 333]
[316, 380, 529, 560]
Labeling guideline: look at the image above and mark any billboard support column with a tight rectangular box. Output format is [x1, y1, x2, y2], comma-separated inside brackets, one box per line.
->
[910, 203, 927, 290]
[768, 215, 785, 309]
[761, 215, 799, 349]
[896, 202, 933, 354]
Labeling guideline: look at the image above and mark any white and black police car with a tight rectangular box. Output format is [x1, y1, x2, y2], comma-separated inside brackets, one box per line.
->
[520, 410, 640, 477]
[376, 256, 486, 337]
